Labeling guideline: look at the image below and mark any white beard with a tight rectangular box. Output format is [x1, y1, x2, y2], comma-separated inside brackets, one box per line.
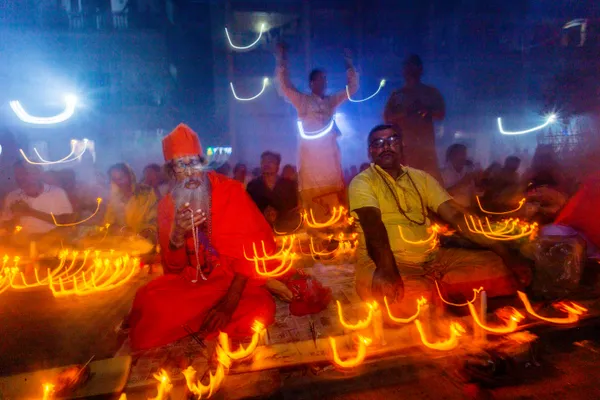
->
[171, 175, 211, 214]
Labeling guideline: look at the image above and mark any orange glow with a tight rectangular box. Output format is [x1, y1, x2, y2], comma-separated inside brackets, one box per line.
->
[244, 237, 297, 278]
[52, 198, 102, 227]
[476, 196, 526, 215]
[337, 300, 376, 330]
[468, 303, 524, 334]
[434, 280, 484, 307]
[218, 320, 264, 360]
[384, 296, 427, 324]
[414, 320, 465, 351]
[329, 335, 372, 369]
[183, 347, 230, 399]
[518, 291, 587, 324]
[308, 238, 357, 259]
[464, 215, 537, 241]
[49, 256, 139, 297]
[398, 226, 437, 246]
[14, 225, 22, 233]
[304, 206, 346, 229]
[149, 369, 172, 400]
[42, 383, 54, 400]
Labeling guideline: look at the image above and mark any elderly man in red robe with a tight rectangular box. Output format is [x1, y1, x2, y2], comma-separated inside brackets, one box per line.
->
[128, 124, 277, 351]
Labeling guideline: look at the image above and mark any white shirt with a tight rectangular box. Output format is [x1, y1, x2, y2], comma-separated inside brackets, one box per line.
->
[2, 184, 73, 235]
[441, 164, 475, 208]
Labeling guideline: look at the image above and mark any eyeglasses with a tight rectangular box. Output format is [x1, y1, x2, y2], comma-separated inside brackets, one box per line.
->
[369, 135, 402, 149]
[170, 158, 202, 173]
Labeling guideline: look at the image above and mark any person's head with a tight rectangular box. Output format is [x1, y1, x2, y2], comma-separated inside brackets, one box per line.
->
[108, 163, 135, 196]
[162, 123, 209, 210]
[281, 164, 297, 181]
[360, 162, 370, 172]
[309, 69, 327, 97]
[403, 54, 423, 83]
[531, 144, 557, 171]
[260, 151, 281, 176]
[14, 160, 44, 197]
[503, 156, 521, 173]
[142, 164, 163, 187]
[233, 163, 247, 182]
[446, 143, 468, 170]
[367, 124, 404, 170]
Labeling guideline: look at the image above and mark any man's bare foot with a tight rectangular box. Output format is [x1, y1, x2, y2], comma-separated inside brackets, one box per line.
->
[265, 279, 294, 302]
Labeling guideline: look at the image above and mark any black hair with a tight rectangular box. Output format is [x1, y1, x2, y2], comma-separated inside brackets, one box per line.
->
[446, 143, 467, 161]
[309, 69, 325, 83]
[261, 151, 282, 165]
[108, 162, 131, 178]
[144, 163, 162, 173]
[404, 54, 423, 69]
[367, 124, 398, 144]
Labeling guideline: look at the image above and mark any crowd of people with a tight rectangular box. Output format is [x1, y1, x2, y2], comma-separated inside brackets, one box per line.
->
[0, 50, 598, 352]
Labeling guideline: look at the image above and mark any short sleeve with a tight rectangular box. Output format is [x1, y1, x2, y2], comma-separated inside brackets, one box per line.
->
[423, 172, 452, 212]
[51, 188, 74, 215]
[348, 174, 379, 212]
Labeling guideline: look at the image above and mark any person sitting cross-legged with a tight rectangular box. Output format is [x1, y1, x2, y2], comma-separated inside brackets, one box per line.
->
[348, 124, 532, 316]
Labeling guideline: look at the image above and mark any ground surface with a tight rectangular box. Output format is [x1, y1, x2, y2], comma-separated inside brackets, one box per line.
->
[2, 265, 600, 399]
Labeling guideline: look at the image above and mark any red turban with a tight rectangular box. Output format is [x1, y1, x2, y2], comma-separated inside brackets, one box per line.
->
[162, 123, 202, 162]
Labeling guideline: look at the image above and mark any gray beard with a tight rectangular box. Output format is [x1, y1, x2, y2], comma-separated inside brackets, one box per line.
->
[171, 175, 211, 214]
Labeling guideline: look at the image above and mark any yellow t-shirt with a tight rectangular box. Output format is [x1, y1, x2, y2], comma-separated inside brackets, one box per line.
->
[348, 164, 452, 274]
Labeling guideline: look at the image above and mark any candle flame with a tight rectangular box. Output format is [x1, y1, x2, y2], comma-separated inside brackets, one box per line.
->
[476, 196, 526, 215]
[244, 237, 297, 278]
[384, 296, 427, 324]
[183, 347, 229, 399]
[42, 383, 54, 400]
[329, 335, 371, 369]
[52, 198, 103, 227]
[337, 300, 376, 330]
[218, 320, 264, 360]
[518, 291, 587, 324]
[435, 280, 484, 307]
[464, 215, 537, 241]
[304, 206, 346, 229]
[414, 320, 465, 351]
[149, 369, 172, 400]
[468, 302, 524, 334]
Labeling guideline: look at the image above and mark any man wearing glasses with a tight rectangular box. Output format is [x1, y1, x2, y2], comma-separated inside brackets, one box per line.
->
[128, 124, 277, 350]
[348, 124, 531, 316]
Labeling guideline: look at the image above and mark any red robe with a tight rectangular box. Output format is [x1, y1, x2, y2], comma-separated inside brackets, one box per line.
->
[129, 172, 277, 351]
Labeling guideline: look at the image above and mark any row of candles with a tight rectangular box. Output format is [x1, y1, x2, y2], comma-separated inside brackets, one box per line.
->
[0, 250, 140, 298]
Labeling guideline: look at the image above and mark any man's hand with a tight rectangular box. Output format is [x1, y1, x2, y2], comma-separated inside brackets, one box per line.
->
[10, 201, 32, 216]
[372, 267, 404, 303]
[170, 203, 207, 245]
[343, 48, 353, 69]
[200, 295, 238, 333]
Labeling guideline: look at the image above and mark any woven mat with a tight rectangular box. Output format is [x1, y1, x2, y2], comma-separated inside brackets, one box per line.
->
[116, 262, 365, 387]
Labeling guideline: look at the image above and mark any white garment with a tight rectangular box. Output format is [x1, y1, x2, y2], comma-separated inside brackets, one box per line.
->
[276, 65, 359, 192]
[2, 184, 73, 235]
[440, 164, 475, 208]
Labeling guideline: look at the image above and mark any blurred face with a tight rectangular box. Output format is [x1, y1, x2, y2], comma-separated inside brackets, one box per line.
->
[403, 63, 423, 82]
[449, 148, 467, 169]
[368, 128, 404, 170]
[233, 165, 247, 181]
[169, 155, 203, 189]
[505, 159, 521, 172]
[15, 165, 44, 197]
[110, 168, 132, 194]
[143, 168, 161, 187]
[309, 72, 327, 97]
[261, 155, 280, 175]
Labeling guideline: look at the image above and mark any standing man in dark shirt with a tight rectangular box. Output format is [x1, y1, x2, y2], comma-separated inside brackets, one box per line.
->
[247, 151, 299, 231]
